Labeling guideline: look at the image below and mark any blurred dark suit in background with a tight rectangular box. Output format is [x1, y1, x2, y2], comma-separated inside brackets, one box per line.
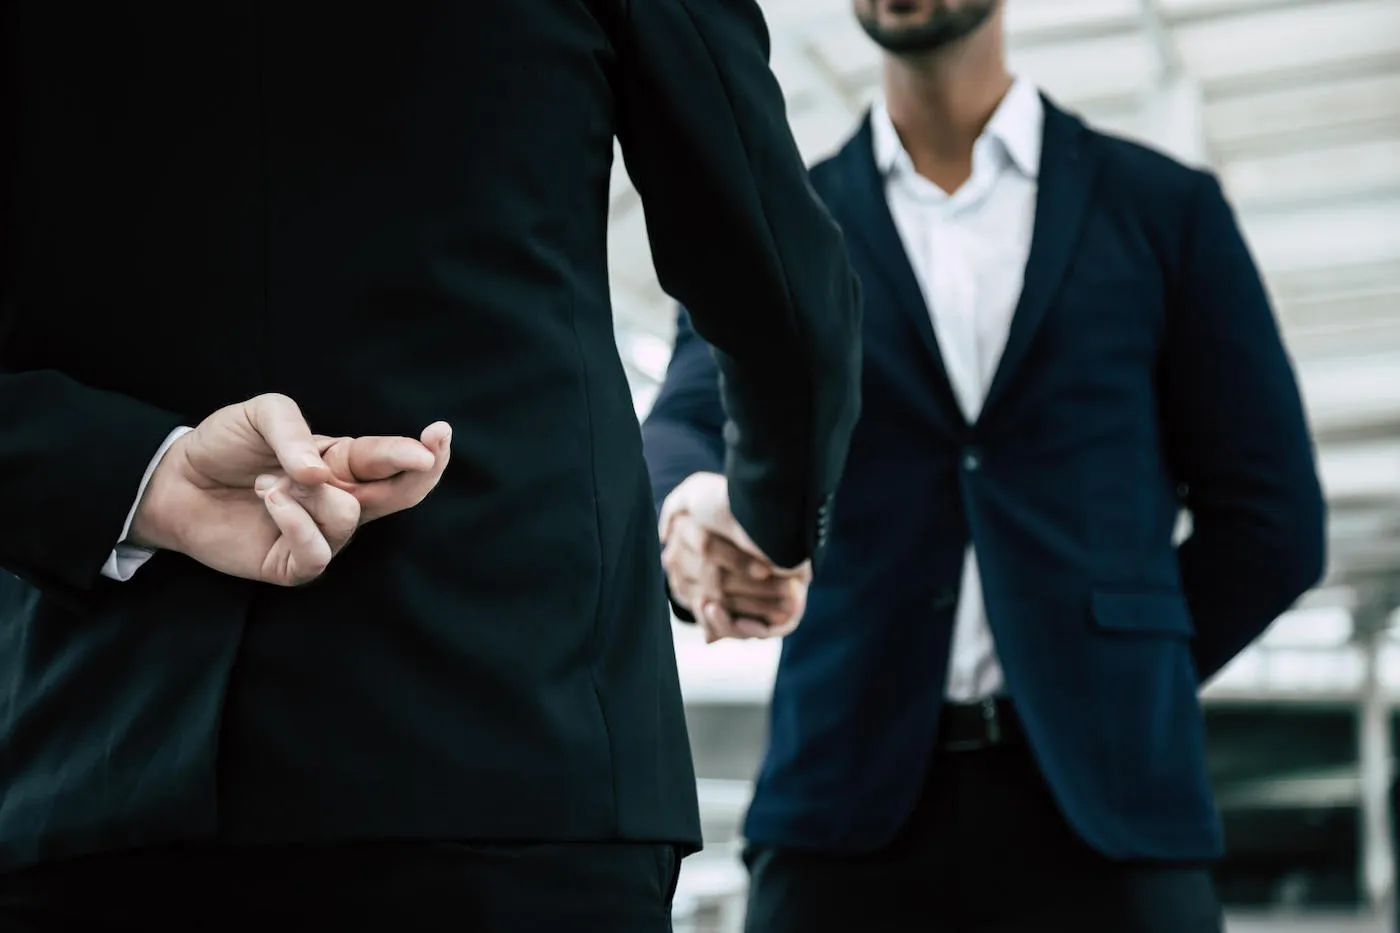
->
[644, 2, 1325, 930]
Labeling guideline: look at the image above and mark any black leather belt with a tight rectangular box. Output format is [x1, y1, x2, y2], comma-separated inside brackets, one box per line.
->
[936, 696, 1019, 751]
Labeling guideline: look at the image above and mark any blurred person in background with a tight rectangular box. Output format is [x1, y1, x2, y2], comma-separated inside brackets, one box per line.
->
[644, 0, 1325, 930]
[0, 2, 861, 930]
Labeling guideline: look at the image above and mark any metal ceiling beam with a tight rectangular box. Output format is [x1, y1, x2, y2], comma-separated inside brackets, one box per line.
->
[1325, 566, 1400, 593]
[1137, 0, 1210, 165]
[1325, 559, 1400, 593]
[1309, 403, 1400, 448]
[1311, 416, 1400, 447]
[1296, 585, 1359, 612]
[1138, 0, 1180, 80]
[1158, 0, 1337, 28]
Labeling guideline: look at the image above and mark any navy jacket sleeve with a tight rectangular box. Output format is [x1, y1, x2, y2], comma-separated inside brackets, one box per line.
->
[1162, 173, 1327, 682]
[641, 307, 726, 515]
[615, 0, 862, 570]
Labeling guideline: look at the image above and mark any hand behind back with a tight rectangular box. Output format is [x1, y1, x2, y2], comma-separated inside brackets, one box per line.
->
[131, 393, 451, 586]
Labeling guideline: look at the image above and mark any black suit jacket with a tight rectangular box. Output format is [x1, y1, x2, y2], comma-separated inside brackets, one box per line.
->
[0, 2, 861, 869]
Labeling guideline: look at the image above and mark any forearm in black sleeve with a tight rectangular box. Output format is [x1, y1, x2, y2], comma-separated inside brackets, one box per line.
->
[0, 369, 184, 596]
[615, 0, 862, 569]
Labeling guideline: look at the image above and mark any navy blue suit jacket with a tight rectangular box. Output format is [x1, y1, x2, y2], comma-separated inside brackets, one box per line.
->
[642, 98, 1326, 860]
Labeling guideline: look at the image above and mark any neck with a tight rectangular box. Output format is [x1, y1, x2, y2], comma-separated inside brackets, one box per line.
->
[881, 16, 1013, 179]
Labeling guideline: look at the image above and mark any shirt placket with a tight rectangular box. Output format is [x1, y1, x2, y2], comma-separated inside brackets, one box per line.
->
[927, 209, 980, 424]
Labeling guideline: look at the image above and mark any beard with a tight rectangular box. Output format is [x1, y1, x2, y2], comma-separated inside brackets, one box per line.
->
[856, 1, 999, 55]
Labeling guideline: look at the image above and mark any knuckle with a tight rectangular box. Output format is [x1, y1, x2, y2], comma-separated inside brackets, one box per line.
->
[701, 534, 734, 560]
[755, 579, 787, 597]
[329, 520, 358, 545]
[289, 522, 320, 547]
[255, 391, 296, 410]
[674, 516, 703, 544]
[327, 489, 362, 526]
[299, 558, 331, 582]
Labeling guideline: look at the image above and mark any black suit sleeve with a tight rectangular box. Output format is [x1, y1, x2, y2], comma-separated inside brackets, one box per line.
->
[614, 0, 862, 570]
[1162, 173, 1327, 682]
[0, 366, 184, 597]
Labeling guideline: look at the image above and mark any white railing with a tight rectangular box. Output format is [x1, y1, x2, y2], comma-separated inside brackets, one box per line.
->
[671, 852, 747, 933]
[673, 780, 753, 932]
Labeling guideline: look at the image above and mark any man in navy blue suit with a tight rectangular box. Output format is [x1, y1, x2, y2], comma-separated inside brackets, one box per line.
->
[643, 1, 1326, 930]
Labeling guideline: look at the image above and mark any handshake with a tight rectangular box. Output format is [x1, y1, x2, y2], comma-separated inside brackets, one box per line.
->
[130, 393, 451, 587]
[658, 472, 812, 643]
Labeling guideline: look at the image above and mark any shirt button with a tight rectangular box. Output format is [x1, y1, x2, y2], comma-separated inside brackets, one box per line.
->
[961, 448, 983, 472]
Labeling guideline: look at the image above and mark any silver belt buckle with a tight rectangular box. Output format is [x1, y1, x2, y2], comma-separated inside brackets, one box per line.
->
[981, 697, 1002, 745]
[942, 698, 1003, 751]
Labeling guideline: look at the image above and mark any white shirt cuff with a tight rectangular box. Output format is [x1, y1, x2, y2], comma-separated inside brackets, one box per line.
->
[100, 426, 194, 582]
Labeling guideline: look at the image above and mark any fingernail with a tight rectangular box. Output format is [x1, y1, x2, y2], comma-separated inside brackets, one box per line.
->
[255, 475, 278, 493]
[265, 489, 284, 506]
[749, 563, 769, 579]
[300, 452, 325, 471]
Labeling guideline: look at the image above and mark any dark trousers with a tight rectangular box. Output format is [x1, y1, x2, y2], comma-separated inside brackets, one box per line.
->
[0, 839, 680, 932]
[744, 706, 1223, 933]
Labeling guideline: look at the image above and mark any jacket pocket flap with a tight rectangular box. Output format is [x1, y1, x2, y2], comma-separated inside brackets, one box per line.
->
[1090, 590, 1194, 636]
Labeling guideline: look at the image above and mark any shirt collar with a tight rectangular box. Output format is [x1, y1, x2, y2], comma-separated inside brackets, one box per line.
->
[871, 77, 1044, 182]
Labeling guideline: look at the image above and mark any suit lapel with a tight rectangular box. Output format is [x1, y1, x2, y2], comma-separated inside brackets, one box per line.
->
[827, 120, 967, 434]
[982, 100, 1100, 417]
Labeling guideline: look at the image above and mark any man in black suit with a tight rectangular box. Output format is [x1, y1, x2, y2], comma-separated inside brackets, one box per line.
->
[0, 3, 861, 930]
[645, 1, 1325, 930]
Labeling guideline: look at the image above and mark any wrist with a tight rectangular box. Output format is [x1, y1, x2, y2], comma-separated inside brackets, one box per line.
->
[128, 434, 192, 553]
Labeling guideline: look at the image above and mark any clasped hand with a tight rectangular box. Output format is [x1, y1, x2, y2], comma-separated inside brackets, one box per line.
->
[659, 473, 811, 643]
[130, 393, 451, 586]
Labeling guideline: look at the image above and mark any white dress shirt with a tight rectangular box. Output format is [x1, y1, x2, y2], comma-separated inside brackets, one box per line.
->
[870, 78, 1043, 702]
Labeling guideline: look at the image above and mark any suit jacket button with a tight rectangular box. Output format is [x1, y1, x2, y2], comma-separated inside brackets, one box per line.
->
[961, 448, 983, 472]
[932, 588, 958, 612]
